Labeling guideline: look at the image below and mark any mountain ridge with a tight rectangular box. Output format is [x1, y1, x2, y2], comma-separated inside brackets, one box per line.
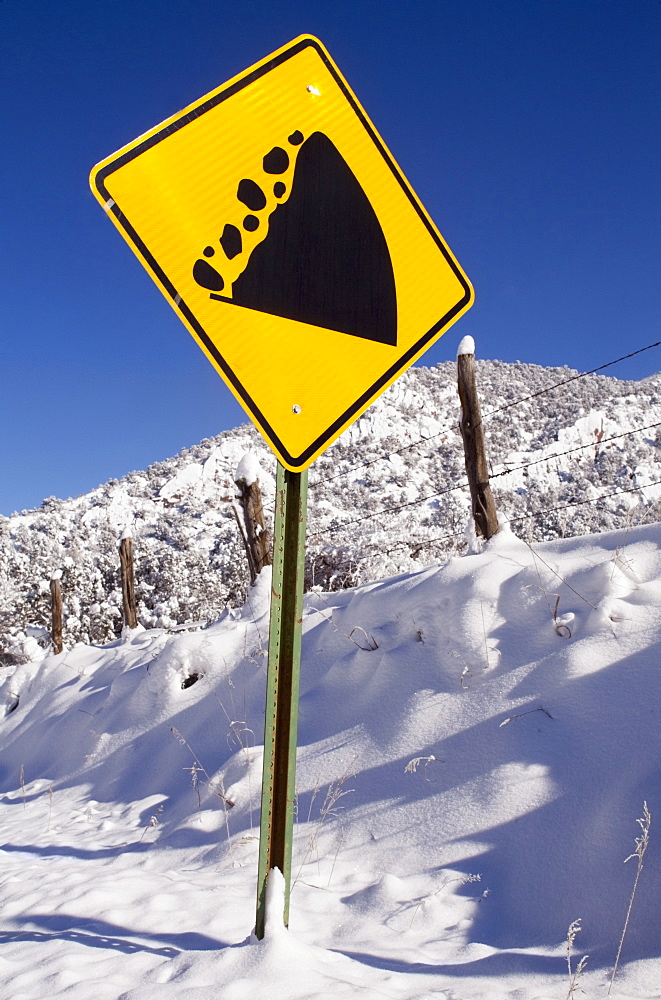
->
[2, 358, 660, 655]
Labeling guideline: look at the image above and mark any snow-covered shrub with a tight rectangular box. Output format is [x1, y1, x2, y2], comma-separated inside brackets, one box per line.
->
[2, 361, 660, 652]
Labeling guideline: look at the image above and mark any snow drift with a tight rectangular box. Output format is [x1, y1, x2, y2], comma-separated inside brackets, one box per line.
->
[1, 522, 660, 998]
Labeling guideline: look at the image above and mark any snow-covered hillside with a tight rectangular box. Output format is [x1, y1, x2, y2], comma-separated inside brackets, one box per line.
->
[1, 522, 659, 999]
[2, 359, 661, 657]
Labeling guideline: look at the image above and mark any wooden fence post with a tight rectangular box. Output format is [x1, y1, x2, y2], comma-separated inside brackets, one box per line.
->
[50, 571, 63, 655]
[457, 337, 499, 540]
[231, 503, 257, 584]
[119, 531, 138, 629]
[235, 455, 272, 581]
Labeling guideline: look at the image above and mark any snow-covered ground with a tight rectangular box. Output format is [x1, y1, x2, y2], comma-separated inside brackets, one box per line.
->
[1, 520, 660, 999]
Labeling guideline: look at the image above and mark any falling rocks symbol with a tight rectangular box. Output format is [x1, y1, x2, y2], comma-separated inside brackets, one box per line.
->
[205, 132, 398, 346]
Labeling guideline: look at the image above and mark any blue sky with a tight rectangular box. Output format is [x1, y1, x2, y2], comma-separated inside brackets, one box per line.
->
[2, 0, 659, 515]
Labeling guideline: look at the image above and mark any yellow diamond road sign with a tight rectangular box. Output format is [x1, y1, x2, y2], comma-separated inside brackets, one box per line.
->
[90, 35, 473, 471]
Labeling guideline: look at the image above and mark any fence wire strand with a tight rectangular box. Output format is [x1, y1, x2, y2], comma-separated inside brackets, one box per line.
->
[306, 339, 661, 491]
[343, 478, 661, 562]
[307, 417, 661, 538]
[483, 341, 661, 419]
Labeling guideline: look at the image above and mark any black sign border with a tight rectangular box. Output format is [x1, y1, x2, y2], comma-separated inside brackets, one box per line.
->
[93, 36, 472, 469]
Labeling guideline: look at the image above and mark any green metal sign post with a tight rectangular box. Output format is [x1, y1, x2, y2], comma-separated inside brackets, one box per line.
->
[255, 463, 308, 939]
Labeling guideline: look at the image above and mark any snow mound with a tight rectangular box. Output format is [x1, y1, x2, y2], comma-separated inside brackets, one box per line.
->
[1, 523, 660, 998]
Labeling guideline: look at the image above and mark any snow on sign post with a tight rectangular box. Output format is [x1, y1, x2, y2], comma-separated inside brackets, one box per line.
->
[90, 33, 473, 937]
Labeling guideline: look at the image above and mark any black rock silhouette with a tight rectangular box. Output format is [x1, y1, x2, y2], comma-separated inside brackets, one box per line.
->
[193, 258, 224, 292]
[237, 178, 267, 211]
[263, 146, 290, 174]
[232, 131, 397, 346]
[220, 224, 242, 259]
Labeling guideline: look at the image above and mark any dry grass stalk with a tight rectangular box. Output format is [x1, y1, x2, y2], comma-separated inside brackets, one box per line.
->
[608, 801, 651, 994]
[294, 758, 356, 885]
[565, 919, 588, 1000]
[170, 726, 234, 847]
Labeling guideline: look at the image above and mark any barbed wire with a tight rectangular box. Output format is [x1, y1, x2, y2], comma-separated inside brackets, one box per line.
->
[305, 339, 661, 491]
[489, 418, 661, 482]
[483, 341, 661, 419]
[307, 417, 661, 538]
[337, 477, 661, 562]
[311, 425, 452, 488]
[505, 477, 661, 525]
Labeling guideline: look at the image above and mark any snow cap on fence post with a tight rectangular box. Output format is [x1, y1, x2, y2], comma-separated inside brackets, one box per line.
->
[234, 451, 262, 488]
[457, 335, 476, 358]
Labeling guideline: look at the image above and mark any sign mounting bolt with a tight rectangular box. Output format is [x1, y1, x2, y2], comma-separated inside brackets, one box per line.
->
[292, 404, 302, 414]
[306, 85, 320, 95]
